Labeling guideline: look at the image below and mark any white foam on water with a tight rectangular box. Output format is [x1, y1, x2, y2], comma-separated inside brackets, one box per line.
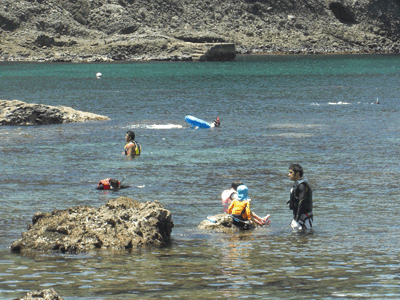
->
[146, 124, 183, 129]
[126, 124, 183, 129]
[328, 101, 350, 105]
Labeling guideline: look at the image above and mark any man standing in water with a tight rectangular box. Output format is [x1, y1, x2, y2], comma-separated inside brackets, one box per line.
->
[124, 131, 141, 156]
[287, 163, 313, 230]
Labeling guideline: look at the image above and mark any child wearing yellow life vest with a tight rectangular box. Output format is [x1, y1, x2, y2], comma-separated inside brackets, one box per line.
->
[228, 185, 270, 229]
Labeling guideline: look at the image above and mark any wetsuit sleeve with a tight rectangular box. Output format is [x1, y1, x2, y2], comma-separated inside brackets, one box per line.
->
[295, 183, 308, 221]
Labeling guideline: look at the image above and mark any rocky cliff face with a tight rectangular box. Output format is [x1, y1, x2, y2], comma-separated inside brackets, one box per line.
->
[1, 0, 399, 62]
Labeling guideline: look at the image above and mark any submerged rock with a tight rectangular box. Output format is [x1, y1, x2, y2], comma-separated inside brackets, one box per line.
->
[11, 197, 174, 253]
[0, 100, 110, 126]
[13, 288, 64, 300]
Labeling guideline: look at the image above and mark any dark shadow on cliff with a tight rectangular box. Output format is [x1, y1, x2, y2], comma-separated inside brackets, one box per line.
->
[329, 2, 357, 24]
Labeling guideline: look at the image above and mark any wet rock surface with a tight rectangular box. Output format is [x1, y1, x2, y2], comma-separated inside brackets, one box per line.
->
[1, 0, 400, 62]
[198, 213, 244, 233]
[11, 197, 174, 253]
[0, 100, 110, 125]
[13, 288, 64, 300]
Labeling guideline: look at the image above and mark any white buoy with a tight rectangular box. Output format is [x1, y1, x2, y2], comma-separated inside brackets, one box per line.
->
[96, 72, 102, 78]
[376, 98, 379, 104]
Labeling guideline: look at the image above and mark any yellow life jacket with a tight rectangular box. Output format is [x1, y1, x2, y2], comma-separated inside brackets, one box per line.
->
[228, 200, 251, 220]
[124, 141, 141, 155]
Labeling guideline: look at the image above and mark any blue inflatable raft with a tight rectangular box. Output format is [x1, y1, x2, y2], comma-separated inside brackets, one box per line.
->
[185, 115, 212, 129]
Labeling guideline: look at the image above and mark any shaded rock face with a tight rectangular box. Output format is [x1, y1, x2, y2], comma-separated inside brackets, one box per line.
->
[11, 197, 174, 254]
[13, 288, 64, 300]
[202, 44, 236, 61]
[0, 100, 110, 126]
[329, 2, 357, 24]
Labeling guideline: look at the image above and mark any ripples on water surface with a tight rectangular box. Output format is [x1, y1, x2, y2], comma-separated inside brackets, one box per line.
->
[1, 54, 400, 299]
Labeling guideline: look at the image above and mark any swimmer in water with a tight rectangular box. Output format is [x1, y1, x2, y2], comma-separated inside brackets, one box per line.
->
[96, 178, 129, 190]
[211, 117, 220, 127]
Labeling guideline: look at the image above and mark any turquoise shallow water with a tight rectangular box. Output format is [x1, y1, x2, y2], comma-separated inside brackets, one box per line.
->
[1, 54, 400, 299]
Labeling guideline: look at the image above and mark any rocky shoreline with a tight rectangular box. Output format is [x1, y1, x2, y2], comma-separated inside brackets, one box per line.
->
[1, 0, 400, 63]
[198, 213, 246, 233]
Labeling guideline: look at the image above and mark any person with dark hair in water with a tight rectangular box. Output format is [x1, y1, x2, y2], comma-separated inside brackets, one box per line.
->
[212, 117, 220, 127]
[287, 163, 313, 230]
[96, 178, 129, 190]
[124, 131, 141, 156]
[97, 178, 121, 190]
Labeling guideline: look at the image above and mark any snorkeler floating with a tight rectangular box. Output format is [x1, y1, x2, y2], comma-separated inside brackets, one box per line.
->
[96, 178, 130, 190]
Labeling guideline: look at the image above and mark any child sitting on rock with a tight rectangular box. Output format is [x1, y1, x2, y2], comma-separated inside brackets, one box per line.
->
[228, 185, 270, 229]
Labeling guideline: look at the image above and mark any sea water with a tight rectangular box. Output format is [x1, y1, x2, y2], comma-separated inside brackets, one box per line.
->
[1, 54, 400, 299]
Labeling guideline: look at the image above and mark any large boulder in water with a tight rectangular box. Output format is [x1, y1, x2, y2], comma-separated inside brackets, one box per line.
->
[13, 288, 64, 300]
[11, 197, 174, 254]
[0, 100, 109, 125]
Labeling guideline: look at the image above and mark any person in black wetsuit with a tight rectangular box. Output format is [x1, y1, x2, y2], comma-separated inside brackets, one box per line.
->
[287, 163, 313, 230]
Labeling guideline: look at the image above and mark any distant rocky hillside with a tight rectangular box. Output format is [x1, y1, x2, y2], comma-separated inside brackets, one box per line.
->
[1, 0, 399, 62]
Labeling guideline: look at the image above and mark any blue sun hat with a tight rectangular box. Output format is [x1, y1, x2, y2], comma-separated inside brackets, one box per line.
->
[237, 185, 249, 201]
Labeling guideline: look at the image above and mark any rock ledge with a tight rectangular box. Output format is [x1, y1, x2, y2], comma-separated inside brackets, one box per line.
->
[11, 197, 174, 253]
[198, 214, 238, 233]
[13, 288, 64, 300]
[0, 100, 110, 126]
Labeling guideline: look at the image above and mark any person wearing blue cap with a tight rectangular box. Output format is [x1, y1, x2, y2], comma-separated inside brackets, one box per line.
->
[228, 185, 270, 229]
